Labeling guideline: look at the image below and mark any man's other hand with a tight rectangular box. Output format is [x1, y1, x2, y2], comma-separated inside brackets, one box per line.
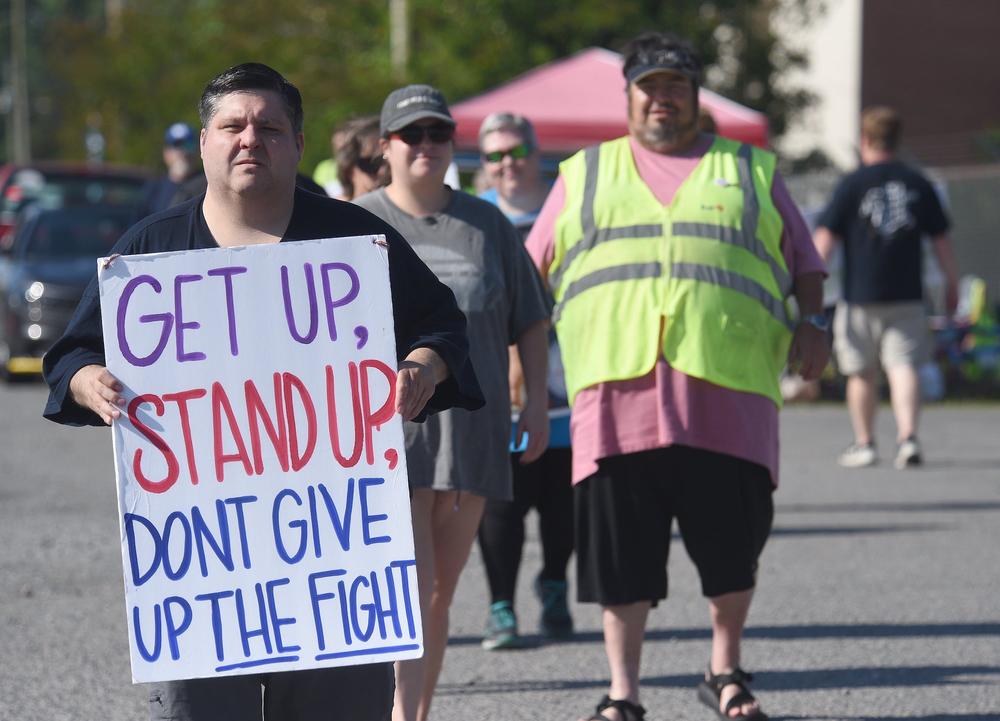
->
[787, 323, 830, 381]
[69, 364, 124, 425]
[395, 360, 437, 422]
[395, 347, 448, 422]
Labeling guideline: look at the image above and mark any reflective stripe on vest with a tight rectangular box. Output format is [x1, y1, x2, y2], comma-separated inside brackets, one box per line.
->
[554, 260, 791, 329]
[671, 144, 791, 297]
[552, 142, 789, 323]
[550, 137, 791, 406]
[550, 145, 663, 293]
[553, 261, 662, 323]
[671, 262, 791, 328]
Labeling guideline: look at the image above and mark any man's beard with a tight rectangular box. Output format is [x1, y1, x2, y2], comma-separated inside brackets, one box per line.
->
[628, 93, 700, 151]
[636, 110, 698, 150]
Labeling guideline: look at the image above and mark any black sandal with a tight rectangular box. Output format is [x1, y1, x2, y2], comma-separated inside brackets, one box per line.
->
[696, 666, 769, 721]
[584, 694, 646, 721]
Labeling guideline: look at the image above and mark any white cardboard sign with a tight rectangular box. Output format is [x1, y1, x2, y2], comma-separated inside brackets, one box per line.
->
[97, 236, 421, 683]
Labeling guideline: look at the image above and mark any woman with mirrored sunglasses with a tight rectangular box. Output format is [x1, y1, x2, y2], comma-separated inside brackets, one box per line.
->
[477, 113, 551, 232]
[334, 115, 388, 201]
[355, 85, 552, 721]
[474, 113, 575, 653]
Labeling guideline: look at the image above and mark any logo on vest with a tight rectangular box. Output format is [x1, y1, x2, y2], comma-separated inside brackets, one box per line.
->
[701, 203, 725, 212]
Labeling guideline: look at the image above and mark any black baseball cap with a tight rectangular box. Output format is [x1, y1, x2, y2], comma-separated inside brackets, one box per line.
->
[380, 84, 455, 136]
[624, 45, 703, 85]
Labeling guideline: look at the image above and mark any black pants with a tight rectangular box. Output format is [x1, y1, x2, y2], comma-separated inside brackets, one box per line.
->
[148, 663, 394, 721]
[477, 448, 574, 603]
[575, 445, 774, 603]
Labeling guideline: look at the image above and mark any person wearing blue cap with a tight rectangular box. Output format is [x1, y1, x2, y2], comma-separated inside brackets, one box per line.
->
[135, 121, 204, 219]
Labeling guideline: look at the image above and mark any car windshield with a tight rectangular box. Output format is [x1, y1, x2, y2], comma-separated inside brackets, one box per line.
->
[0, 168, 146, 231]
[1, 168, 146, 223]
[21, 207, 131, 260]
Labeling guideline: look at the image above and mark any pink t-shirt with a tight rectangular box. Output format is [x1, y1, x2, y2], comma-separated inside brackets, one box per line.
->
[525, 135, 825, 486]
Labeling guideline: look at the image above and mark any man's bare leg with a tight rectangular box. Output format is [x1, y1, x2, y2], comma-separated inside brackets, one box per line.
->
[708, 589, 760, 718]
[577, 602, 650, 721]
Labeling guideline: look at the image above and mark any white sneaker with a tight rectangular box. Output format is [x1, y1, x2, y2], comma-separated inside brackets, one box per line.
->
[895, 437, 923, 469]
[838, 442, 877, 468]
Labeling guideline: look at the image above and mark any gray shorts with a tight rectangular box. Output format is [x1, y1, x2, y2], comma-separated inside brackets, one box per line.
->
[148, 662, 394, 721]
[833, 301, 929, 375]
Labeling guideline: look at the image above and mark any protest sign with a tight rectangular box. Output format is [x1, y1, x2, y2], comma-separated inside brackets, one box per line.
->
[97, 236, 421, 683]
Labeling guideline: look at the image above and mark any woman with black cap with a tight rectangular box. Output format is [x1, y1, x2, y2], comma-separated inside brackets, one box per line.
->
[355, 84, 551, 721]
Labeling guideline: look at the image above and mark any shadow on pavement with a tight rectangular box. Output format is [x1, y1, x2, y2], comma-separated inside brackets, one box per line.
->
[743, 622, 1000, 640]
[436, 676, 633, 695]
[745, 664, 1000, 691]
[438, 664, 1000, 696]
[824, 716, 1000, 721]
[916, 458, 1000, 471]
[666, 523, 950, 542]
[777, 500, 1000, 514]
[449, 622, 1000, 647]
[769, 523, 948, 536]
[784, 717, 1000, 721]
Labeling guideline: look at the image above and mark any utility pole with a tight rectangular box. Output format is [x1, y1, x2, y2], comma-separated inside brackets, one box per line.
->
[10, 0, 31, 162]
[106, 0, 123, 38]
[389, 0, 409, 80]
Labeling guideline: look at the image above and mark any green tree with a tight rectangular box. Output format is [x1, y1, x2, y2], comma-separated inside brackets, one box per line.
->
[30, 0, 820, 170]
[401, 0, 819, 137]
[1, 0, 107, 161]
[45, 0, 403, 170]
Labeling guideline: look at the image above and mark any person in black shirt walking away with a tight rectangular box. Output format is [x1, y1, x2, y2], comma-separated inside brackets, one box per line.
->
[814, 106, 959, 469]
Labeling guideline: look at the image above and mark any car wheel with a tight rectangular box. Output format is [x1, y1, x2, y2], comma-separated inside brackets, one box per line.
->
[0, 337, 23, 383]
[0, 339, 11, 383]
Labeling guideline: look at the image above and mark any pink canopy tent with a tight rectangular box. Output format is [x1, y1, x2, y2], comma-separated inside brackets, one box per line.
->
[451, 47, 769, 154]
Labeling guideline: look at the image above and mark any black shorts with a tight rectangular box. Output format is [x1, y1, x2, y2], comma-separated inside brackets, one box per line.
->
[575, 445, 773, 603]
[148, 663, 394, 721]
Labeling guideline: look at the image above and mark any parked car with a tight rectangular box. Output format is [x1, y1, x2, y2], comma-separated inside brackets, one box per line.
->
[0, 161, 149, 239]
[0, 203, 133, 378]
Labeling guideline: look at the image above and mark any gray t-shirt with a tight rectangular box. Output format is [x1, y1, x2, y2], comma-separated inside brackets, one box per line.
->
[355, 188, 551, 499]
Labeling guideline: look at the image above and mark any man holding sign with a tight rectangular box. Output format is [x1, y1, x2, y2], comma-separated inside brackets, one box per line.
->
[43, 63, 483, 721]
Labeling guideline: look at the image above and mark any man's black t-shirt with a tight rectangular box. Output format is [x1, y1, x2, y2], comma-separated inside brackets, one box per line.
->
[818, 160, 950, 303]
[43, 188, 483, 426]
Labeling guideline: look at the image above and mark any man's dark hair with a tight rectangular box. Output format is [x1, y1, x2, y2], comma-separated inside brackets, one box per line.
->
[199, 63, 304, 134]
[861, 106, 902, 152]
[621, 32, 703, 89]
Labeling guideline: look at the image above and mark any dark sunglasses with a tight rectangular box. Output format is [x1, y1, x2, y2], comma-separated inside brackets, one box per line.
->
[482, 142, 533, 163]
[355, 155, 384, 176]
[391, 123, 455, 146]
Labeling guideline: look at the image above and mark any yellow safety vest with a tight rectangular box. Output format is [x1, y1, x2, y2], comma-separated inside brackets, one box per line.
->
[551, 136, 792, 406]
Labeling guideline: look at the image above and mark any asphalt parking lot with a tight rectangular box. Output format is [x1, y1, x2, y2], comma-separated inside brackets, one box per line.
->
[1, 380, 998, 721]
